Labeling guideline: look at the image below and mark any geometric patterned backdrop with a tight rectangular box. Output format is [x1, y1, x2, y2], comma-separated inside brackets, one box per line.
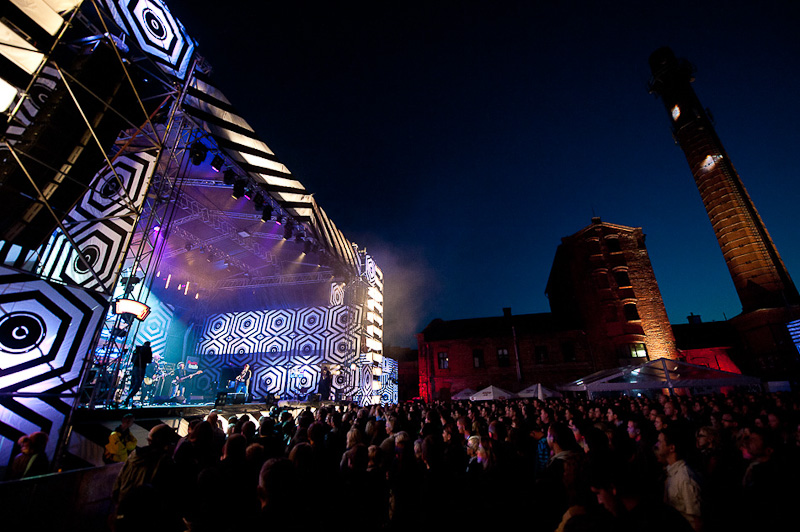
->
[378, 357, 398, 405]
[0, 267, 107, 475]
[3, 65, 60, 147]
[100, 0, 196, 80]
[36, 151, 156, 293]
[194, 305, 365, 402]
[132, 297, 174, 360]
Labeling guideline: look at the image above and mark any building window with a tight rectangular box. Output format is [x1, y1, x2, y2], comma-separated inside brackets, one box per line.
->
[437, 352, 449, 369]
[614, 270, 631, 288]
[623, 302, 640, 321]
[606, 238, 622, 253]
[618, 343, 648, 359]
[473, 349, 484, 369]
[535, 345, 549, 363]
[497, 348, 510, 367]
[561, 341, 576, 362]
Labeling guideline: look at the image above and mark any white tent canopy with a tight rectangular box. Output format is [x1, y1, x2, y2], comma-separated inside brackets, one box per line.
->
[451, 388, 476, 400]
[559, 357, 762, 395]
[518, 383, 563, 400]
[469, 385, 516, 401]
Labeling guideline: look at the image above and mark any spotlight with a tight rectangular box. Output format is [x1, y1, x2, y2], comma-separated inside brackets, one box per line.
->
[232, 179, 246, 199]
[210, 154, 224, 172]
[261, 204, 273, 222]
[253, 192, 265, 210]
[304, 240, 313, 255]
[184, 242, 192, 251]
[223, 169, 236, 185]
[120, 275, 142, 286]
[283, 223, 293, 240]
[189, 141, 208, 165]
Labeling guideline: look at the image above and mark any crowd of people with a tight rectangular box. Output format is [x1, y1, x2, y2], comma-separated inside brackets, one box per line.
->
[110, 389, 800, 532]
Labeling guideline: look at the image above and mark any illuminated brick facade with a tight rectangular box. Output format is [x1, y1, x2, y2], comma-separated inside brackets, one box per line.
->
[546, 218, 679, 368]
[648, 48, 800, 376]
[417, 219, 677, 401]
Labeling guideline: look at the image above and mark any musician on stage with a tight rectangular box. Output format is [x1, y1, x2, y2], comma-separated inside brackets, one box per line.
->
[171, 362, 189, 399]
[171, 363, 203, 403]
[234, 363, 252, 397]
[318, 366, 333, 401]
[123, 341, 152, 407]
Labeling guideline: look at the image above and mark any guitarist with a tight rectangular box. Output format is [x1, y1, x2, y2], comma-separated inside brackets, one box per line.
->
[234, 363, 252, 398]
[171, 362, 202, 401]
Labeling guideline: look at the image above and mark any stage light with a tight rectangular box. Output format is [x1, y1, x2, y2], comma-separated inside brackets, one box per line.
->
[190, 141, 208, 165]
[210, 154, 224, 172]
[283, 223, 293, 240]
[253, 192, 265, 210]
[304, 240, 313, 255]
[185, 242, 192, 251]
[223, 169, 236, 185]
[120, 275, 142, 286]
[114, 299, 151, 321]
[152, 225, 160, 233]
[261, 204, 273, 222]
[232, 179, 246, 199]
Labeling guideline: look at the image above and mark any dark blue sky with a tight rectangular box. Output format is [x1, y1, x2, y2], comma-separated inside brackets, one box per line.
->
[168, 1, 800, 347]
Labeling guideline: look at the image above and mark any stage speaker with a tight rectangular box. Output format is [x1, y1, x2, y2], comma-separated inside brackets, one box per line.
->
[215, 392, 228, 407]
[0, 43, 157, 248]
[231, 393, 246, 405]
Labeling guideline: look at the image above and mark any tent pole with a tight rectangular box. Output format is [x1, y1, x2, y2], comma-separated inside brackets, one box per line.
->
[662, 358, 675, 397]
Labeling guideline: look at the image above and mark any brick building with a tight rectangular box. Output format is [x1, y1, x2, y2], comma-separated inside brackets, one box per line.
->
[546, 218, 679, 367]
[417, 218, 678, 401]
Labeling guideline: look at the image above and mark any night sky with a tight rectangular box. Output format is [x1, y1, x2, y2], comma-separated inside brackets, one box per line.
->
[167, 1, 800, 348]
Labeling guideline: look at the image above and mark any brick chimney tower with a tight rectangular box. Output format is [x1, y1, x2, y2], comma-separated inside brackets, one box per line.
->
[648, 47, 800, 375]
[648, 47, 799, 313]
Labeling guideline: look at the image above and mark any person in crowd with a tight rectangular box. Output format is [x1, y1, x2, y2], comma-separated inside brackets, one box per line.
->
[112, 423, 177, 517]
[655, 426, 704, 531]
[7, 431, 49, 480]
[105, 413, 138, 463]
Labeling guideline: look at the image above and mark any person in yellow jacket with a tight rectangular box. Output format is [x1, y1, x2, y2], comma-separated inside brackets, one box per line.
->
[105, 414, 137, 463]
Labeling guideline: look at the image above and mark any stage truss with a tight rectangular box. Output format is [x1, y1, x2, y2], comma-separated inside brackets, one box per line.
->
[0, 0, 390, 476]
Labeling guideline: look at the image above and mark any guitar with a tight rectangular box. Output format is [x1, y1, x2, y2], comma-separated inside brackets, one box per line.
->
[172, 370, 203, 385]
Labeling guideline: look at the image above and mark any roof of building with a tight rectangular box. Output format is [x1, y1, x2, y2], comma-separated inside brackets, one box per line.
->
[420, 311, 576, 342]
[672, 320, 738, 349]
